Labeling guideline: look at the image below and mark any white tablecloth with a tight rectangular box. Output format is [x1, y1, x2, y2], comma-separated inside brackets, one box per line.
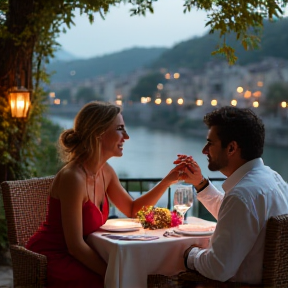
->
[86, 217, 215, 288]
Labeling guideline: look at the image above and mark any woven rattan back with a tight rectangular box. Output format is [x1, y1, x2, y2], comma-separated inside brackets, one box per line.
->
[1, 176, 54, 247]
[262, 213, 288, 288]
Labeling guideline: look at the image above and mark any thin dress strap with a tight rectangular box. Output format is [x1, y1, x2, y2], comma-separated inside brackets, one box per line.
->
[102, 169, 106, 192]
[100, 170, 106, 211]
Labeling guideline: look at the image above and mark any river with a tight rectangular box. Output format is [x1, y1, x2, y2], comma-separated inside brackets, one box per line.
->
[49, 115, 288, 182]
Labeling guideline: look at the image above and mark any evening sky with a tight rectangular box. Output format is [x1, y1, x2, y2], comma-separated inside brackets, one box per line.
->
[57, 0, 209, 59]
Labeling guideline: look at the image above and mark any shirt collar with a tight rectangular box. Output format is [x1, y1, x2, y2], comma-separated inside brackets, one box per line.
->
[222, 158, 264, 194]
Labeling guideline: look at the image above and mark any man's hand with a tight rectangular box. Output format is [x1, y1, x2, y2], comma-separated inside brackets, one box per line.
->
[183, 244, 201, 270]
[173, 154, 204, 186]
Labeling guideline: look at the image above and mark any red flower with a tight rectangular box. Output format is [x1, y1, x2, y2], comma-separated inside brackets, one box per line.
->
[145, 212, 154, 224]
[171, 211, 182, 227]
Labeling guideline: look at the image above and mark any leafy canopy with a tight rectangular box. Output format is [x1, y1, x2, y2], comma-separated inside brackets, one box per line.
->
[1, 0, 287, 66]
[129, 0, 288, 64]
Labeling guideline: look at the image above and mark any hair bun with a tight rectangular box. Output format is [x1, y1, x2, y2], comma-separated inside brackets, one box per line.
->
[61, 129, 80, 147]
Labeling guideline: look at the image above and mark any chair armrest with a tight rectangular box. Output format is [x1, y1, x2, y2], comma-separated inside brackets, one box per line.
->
[147, 271, 214, 288]
[148, 272, 263, 288]
[10, 244, 47, 288]
[178, 270, 215, 282]
[178, 270, 263, 287]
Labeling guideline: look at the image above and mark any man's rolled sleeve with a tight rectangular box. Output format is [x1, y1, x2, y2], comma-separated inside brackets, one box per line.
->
[187, 247, 204, 270]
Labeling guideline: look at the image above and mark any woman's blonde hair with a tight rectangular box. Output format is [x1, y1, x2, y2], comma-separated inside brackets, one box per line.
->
[58, 101, 121, 164]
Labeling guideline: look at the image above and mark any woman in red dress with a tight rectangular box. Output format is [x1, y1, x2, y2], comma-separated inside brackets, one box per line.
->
[26, 101, 183, 287]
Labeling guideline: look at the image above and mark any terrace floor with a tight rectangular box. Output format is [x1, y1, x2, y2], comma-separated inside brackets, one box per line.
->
[0, 266, 13, 288]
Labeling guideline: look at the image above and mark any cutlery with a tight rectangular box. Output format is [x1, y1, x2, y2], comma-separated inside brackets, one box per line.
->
[101, 234, 159, 241]
[163, 230, 182, 238]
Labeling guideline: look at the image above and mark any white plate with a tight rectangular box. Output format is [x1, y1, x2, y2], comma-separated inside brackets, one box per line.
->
[100, 226, 140, 232]
[173, 229, 214, 236]
[100, 218, 142, 232]
[105, 218, 140, 225]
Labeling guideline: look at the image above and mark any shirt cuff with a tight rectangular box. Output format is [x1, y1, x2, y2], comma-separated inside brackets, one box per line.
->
[187, 247, 201, 270]
[197, 181, 218, 200]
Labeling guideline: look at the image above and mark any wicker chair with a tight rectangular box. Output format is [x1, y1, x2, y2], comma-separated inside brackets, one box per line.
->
[1, 176, 54, 288]
[148, 214, 288, 288]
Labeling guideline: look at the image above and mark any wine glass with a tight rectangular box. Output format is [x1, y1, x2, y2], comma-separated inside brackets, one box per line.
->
[173, 184, 193, 225]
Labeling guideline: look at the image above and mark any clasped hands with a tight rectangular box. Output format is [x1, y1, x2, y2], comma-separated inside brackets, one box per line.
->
[173, 154, 204, 186]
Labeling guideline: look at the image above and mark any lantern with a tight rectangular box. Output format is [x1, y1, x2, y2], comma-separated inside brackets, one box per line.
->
[9, 87, 31, 118]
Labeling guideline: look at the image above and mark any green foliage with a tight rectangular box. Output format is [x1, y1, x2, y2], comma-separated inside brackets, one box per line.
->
[129, 72, 166, 101]
[128, 0, 287, 64]
[0, 0, 127, 182]
[183, 0, 287, 64]
[151, 17, 288, 70]
[0, 93, 44, 180]
[129, 0, 155, 16]
[34, 118, 63, 177]
[211, 43, 238, 65]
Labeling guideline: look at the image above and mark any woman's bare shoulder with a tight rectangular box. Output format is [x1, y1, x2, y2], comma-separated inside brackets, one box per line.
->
[102, 162, 118, 184]
[51, 163, 85, 199]
[103, 162, 113, 171]
[103, 162, 117, 176]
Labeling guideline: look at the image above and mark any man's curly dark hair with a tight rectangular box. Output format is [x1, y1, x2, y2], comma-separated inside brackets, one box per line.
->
[203, 106, 265, 161]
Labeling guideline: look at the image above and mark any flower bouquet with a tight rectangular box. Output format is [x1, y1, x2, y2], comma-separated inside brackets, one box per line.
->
[136, 206, 182, 229]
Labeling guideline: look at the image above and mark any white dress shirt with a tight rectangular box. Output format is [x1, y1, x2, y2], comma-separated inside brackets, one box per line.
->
[187, 158, 288, 284]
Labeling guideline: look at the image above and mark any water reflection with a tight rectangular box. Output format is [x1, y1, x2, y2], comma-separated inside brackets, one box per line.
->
[263, 146, 288, 181]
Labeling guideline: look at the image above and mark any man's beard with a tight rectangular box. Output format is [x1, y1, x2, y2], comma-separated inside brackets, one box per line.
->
[208, 156, 228, 172]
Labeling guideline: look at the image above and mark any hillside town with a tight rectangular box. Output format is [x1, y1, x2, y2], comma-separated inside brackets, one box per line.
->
[49, 57, 288, 111]
[49, 57, 288, 146]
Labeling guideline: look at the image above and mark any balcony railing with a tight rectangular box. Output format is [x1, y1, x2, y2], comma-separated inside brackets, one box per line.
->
[115, 177, 226, 221]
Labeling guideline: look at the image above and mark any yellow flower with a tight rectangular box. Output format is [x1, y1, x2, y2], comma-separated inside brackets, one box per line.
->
[136, 206, 182, 229]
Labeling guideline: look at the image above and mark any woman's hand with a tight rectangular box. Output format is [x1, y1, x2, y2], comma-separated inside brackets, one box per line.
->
[163, 161, 188, 185]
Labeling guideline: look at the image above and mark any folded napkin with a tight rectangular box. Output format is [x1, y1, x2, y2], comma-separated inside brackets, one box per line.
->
[102, 234, 159, 241]
[177, 223, 216, 232]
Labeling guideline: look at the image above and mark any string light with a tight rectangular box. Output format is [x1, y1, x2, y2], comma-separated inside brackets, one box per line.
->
[211, 99, 217, 106]
[196, 99, 203, 106]
[231, 100, 237, 106]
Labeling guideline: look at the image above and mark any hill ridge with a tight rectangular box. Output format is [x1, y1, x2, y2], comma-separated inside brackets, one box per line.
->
[49, 17, 288, 83]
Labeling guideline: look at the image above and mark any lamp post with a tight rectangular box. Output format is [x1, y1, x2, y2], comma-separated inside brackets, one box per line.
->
[9, 87, 31, 118]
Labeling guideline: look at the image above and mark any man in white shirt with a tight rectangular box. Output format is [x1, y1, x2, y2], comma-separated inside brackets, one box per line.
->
[177, 106, 288, 285]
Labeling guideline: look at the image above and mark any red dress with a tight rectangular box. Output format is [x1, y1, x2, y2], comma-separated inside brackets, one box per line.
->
[26, 195, 109, 288]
